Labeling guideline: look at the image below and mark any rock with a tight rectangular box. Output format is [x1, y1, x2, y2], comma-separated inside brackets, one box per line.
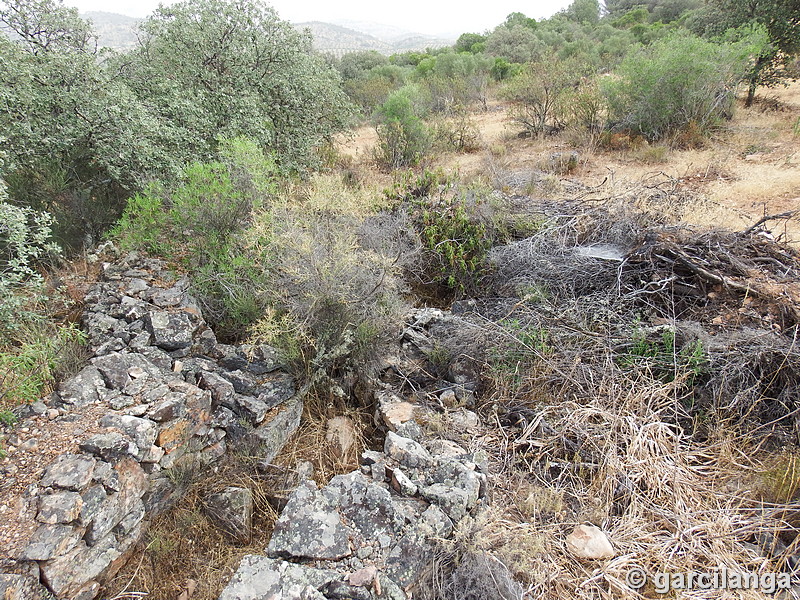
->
[449, 408, 480, 429]
[325, 416, 357, 460]
[205, 487, 254, 542]
[419, 483, 473, 522]
[565, 524, 615, 559]
[384, 432, 432, 469]
[385, 505, 452, 587]
[37, 491, 83, 524]
[47, 408, 60, 420]
[426, 439, 467, 459]
[375, 390, 415, 431]
[347, 565, 378, 587]
[18, 524, 83, 561]
[79, 432, 138, 462]
[218, 556, 337, 600]
[267, 481, 354, 560]
[40, 522, 140, 599]
[92, 352, 163, 390]
[58, 366, 107, 407]
[84, 460, 148, 545]
[145, 311, 195, 350]
[99, 415, 158, 461]
[439, 388, 458, 408]
[147, 395, 186, 422]
[198, 371, 236, 408]
[0, 574, 50, 600]
[41, 454, 97, 491]
[247, 397, 303, 464]
[389, 466, 418, 496]
[234, 395, 271, 426]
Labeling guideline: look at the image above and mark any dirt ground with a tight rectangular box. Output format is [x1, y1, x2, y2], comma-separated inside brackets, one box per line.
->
[340, 80, 800, 240]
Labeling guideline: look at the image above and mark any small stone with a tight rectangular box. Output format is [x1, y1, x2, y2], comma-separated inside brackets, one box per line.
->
[375, 390, 415, 431]
[449, 408, 479, 429]
[439, 389, 458, 408]
[19, 438, 38, 451]
[565, 524, 615, 559]
[390, 466, 418, 497]
[18, 524, 83, 561]
[47, 409, 60, 420]
[79, 432, 137, 462]
[347, 565, 377, 587]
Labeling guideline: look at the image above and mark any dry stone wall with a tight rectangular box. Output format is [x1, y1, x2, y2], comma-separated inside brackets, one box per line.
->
[0, 253, 303, 600]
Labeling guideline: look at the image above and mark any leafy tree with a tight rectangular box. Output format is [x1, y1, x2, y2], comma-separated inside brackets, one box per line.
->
[691, 0, 800, 106]
[336, 50, 388, 81]
[454, 32, 487, 54]
[503, 12, 537, 29]
[116, 0, 354, 172]
[0, 0, 162, 246]
[485, 24, 545, 63]
[501, 56, 594, 136]
[564, 0, 601, 24]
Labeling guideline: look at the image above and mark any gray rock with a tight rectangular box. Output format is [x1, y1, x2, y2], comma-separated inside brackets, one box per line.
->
[234, 395, 271, 426]
[255, 372, 295, 406]
[199, 371, 236, 408]
[449, 408, 480, 429]
[0, 574, 51, 600]
[218, 556, 337, 600]
[84, 459, 147, 545]
[92, 461, 121, 492]
[80, 485, 108, 526]
[205, 487, 254, 542]
[147, 395, 186, 422]
[385, 505, 452, 587]
[91, 352, 163, 390]
[389, 466, 418, 497]
[99, 414, 157, 461]
[37, 492, 83, 524]
[57, 366, 107, 407]
[248, 397, 302, 464]
[384, 432, 432, 469]
[18, 524, 83, 561]
[41, 454, 97, 491]
[40, 523, 139, 599]
[419, 483, 473, 521]
[79, 432, 138, 462]
[145, 311, 195, 351]
[267, 481, 353, 560]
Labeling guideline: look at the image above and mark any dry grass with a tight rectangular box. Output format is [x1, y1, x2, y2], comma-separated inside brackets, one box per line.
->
[104, 458, 281, 600]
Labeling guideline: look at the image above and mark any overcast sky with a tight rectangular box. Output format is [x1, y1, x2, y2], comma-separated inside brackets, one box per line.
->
[63, 0, 574, 36]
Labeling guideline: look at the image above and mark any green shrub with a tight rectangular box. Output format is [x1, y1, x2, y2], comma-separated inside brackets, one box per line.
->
[602, 32, 755, 141]
[0, 199, 61, 335]
[0, 324, 87, 410]
[391, 170, 493, 296]
[374, 87, 431, 168]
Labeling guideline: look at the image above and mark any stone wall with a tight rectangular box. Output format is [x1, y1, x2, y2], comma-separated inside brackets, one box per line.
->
[0, 254, 303, 600]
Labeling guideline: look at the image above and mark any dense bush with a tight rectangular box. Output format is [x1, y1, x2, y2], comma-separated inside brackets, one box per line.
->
[602, 32, 758, 140]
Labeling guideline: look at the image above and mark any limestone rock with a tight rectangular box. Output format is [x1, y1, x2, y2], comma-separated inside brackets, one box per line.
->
[41, 454, 97, 491]
[145, 311, 195, 351]
[375, 390, 415, 431]
[205, 487, 254, 542]
[565, 524, 615, 559]
[267, 481, 353, 560]
[99, 415, 157, 461]
[384, 432, 432, 469]
[218, 556, 337, 600]
[18, 523, 83, 561]
[38, 491, 83, 524]
[57, 366, 107, 407]
[79, 432, 138, 463]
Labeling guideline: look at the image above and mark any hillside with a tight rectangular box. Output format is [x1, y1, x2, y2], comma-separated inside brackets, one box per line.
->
[296, 21, 454, 56]
[81, 11, 140, 51]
